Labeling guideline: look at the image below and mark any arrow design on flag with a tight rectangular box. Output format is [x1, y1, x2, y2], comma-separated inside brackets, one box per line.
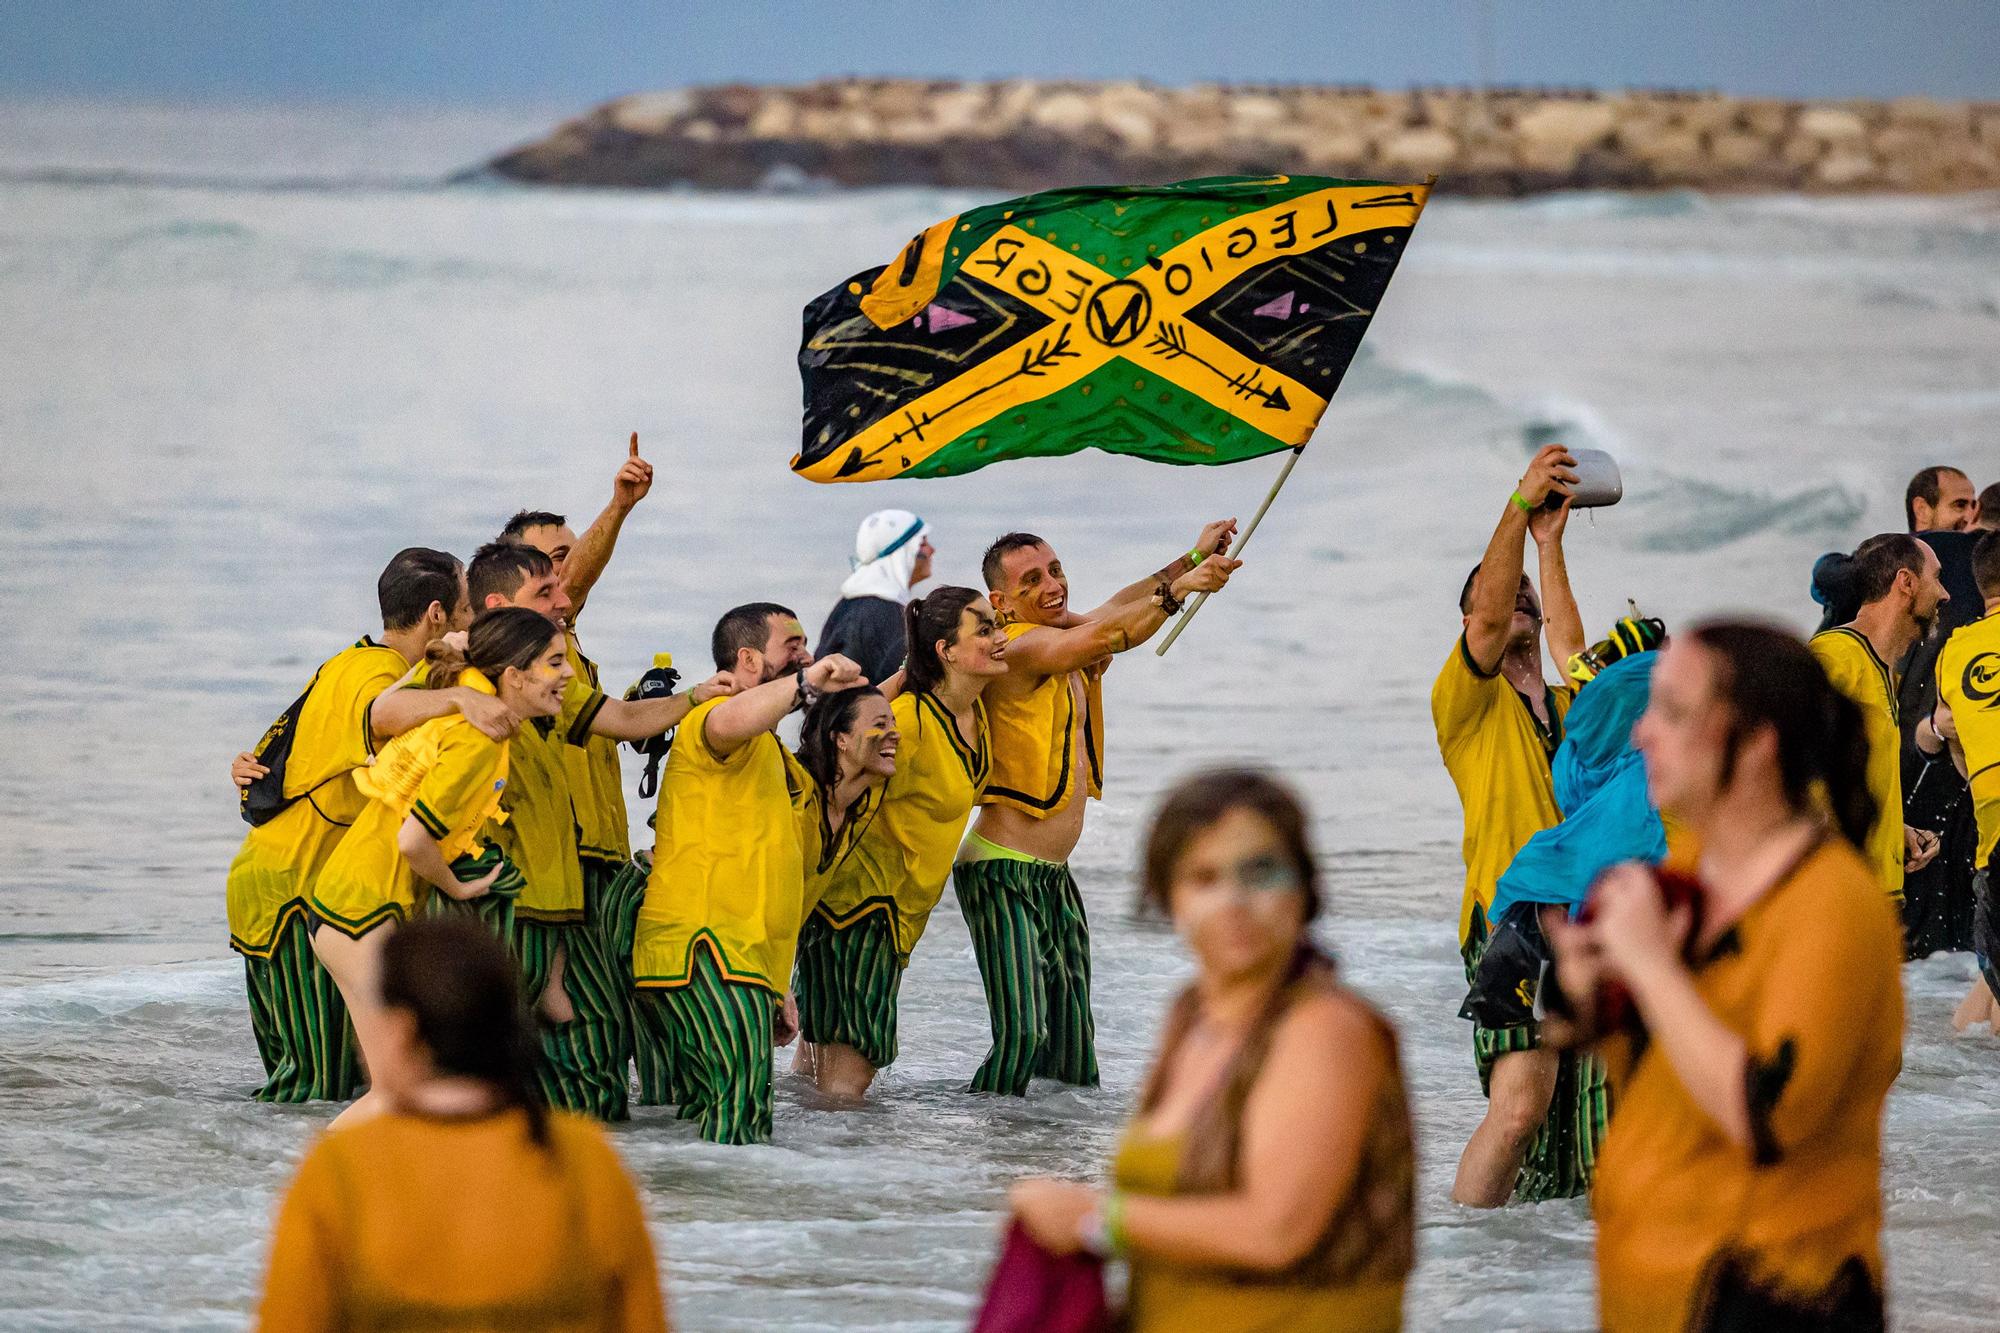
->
[1148, 323, 1292, 411]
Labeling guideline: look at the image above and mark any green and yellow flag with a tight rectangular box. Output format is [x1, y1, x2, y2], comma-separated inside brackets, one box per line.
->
[794, 174, 1428, 483]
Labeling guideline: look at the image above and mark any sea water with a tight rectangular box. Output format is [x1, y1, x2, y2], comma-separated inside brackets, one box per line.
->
[2, 100, 1998, 1332]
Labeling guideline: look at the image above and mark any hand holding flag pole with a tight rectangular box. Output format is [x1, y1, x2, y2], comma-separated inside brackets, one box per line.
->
[1156, 444, 1305, 657]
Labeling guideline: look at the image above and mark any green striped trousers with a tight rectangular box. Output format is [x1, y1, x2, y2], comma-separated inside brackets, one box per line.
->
[243, 908, 360, 1103]
[953, 856, 1099, 1096]
[1464, 916, 1609, 1202]
[633, 947, 776, 1145]
[794, 907, 903, 1070]
[515, 917, 630, 1122]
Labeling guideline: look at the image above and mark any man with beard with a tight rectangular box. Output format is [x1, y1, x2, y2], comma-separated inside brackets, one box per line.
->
[959, 522, 1240, 1096]
[1435, 443, 1601, 1207]
[1907, 464, 1979, 534]
[1811, 533, 1950, 903]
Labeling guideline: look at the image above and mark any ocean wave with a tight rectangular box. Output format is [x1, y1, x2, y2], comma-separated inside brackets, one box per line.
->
[1626, 476, 1868, 553]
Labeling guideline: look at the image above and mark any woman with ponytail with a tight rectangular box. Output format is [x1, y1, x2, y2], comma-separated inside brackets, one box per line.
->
[794, 587, 1007, 1099]
[1546, 620, 1902, 1332]
[258, 918, 670, 1331]
[309, 606, 571, 1129]
[1008, 769, 1414, 1331]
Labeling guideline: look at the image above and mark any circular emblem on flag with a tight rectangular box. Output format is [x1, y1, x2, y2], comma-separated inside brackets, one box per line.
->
[1084, 280, 1153, 347]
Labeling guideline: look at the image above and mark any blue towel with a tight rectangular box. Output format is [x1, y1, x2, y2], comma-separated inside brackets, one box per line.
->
[1489, 651, 1666, 923]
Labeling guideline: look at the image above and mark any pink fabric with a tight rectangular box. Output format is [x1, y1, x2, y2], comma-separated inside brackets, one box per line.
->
[970, 1221, 1111, 1333]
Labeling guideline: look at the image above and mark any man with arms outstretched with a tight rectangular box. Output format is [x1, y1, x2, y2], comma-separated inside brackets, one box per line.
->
[958, 522, 1240, 1095]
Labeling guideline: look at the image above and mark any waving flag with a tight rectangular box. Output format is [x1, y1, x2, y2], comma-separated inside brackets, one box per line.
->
[794, 174, 1429, 483]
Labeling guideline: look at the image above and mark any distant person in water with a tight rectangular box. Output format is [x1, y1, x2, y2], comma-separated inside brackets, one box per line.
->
[307, 607, 567, 1130]
[225, 547, 505, 1104]
[1546, 621, 1901, 1333]
[1810, 534, 1948, 903]
[1433, 442, 1603, 1207]
[257, 917, 671, 1332]
[794, 587, 1008, 1100]
[1009, 770, 1414, 1332]
[959, 522, 1239, 1095]
[1908, 464, 1978, 533]
[818, 509, 934, 685]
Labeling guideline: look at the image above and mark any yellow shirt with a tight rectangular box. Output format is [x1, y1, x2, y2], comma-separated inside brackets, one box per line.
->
[1593, 837, 1902, 1333]
[981, 622, 1102, 818]
[257, 1107, 667, 1333]
[486, 674, 604, 925]
[562, 628, 631, 864]
[1810, 628, 1905, 896]
[310, 676, 511, 937]
[226, 638, 409, 957]
[633, 697, 815, 994]
[1431, 635, 1573, 949]
[817, 690, 989, 958]
[1938, 611, 2000, 865]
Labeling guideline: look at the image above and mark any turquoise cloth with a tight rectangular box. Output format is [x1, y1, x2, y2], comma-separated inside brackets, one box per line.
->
[1489, 652, 1665, 924]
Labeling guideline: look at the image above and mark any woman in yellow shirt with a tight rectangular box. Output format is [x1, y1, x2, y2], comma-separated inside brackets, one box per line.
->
[310, 607, 574, 1128]
[1009, 770, 1415, 1332]
[1547, 621, 1903, 1332]
[258, 916, 670, 1332]
[795, 587, 1007, 1100]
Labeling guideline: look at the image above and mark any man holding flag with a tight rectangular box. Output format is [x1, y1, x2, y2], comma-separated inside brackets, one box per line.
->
[957, 525, 1239, 1094]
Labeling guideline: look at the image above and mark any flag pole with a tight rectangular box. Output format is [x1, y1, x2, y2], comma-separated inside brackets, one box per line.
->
[1155, 444, 1306, 657]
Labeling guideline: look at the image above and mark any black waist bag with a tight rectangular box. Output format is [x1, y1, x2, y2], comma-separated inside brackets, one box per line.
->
[1459, 901, 1555, 1029]
[238, 673, 321, 827]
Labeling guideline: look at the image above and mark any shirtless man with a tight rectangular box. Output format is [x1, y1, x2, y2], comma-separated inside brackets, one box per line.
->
[955, 523, 1239, 1094]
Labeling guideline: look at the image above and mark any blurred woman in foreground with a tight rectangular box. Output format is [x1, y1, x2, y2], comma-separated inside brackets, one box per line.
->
[1010, 769, 1414, 1332]
[1548, 621, 1903, 1332]
[258, 917, 669, 1331]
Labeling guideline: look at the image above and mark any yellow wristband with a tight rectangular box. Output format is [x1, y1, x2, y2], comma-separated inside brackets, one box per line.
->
[1510, 490, 1534, 514]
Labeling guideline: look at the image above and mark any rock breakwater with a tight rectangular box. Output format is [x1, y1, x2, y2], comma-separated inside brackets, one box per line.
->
[490, 79, 2000, 195]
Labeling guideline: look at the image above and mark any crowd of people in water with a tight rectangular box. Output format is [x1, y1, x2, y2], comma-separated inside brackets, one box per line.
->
[223, 434, 2000, 1330]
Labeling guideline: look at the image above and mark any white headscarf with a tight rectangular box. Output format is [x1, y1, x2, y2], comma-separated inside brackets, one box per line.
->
[839, 509, 929, 604]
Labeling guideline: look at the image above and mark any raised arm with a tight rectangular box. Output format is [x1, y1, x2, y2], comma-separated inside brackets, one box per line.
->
[1530, 499, 1587, 674]
[701, 655, 866, 758]
[1007, 558, 1240, 677]
[563, 433, 654, 619]
[587, 673, 736, 743]
[1464, 444, 1576, 674]
[1081, 518, 1238, 619]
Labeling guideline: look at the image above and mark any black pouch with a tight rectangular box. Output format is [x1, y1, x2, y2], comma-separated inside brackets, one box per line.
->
[238, 677, 319, 826]
[1459, 901, 1555, 1029]
[623, 659, 682, 799]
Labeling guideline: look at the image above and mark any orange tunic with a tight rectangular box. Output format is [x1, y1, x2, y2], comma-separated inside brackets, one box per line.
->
[257, 1107, 668, 1332]
[1592, 838, 1903, 1332]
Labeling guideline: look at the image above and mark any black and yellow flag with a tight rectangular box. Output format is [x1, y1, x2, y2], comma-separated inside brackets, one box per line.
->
[795, 174, 1429, 482]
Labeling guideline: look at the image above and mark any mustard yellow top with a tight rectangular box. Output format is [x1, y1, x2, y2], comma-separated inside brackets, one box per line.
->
[562, 627, 631, 864]
[486, 673, 603, 925]
[256, 1107, 667, 1333]
[980, 622, 1102, 818]
[1809, 628, 1905, 896]
[225, 638, 409, 956]
[815, 690, 988, 957]
[633, 698, 815, 994]
[1592, 837, 1902, 1333]
[1431, 635, 1573, 948]
[1938, 611, 2000, 866]
[310, 672, 511, 938]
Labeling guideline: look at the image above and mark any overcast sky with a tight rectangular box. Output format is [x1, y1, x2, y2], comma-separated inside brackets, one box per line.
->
[5, 1, 1996, 105]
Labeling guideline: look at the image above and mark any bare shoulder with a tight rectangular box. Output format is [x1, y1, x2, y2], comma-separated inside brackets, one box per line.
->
[1270, 982, 1395, 1068]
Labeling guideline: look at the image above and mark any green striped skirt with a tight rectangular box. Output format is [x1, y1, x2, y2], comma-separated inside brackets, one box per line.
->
[794, 907, 903, 1071]
[952, 855, 1099, 1096]
[244, 906, 360, 1103]
[633, 947, 777, 1146]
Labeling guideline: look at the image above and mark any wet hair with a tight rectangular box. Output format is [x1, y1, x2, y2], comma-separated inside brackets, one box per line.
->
[711, 602, 796, 672]
[423, 606, 561, 688]
[982, 532, 1048, 591]
[1980, 482, 2000, 530]
[378, 918, 548, 1146]
[377, 547, 464, 631]
[1457, 563, 1483, 615]
[467, 540, 553, 609]
[1905, 465, 1966, 531]
[1686, 621, 1877, 850]
[903, 586, 987, 695]
[1140, 768, 1323, 922]
[1972, 529, 2000, 599]
[795, 685, 885, 792]
[1847, 533, 1925, 606]
[499, 509, 566, 542]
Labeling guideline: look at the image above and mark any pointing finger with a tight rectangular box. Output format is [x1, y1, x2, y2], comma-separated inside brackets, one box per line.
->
[629, 431, 639, 459]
